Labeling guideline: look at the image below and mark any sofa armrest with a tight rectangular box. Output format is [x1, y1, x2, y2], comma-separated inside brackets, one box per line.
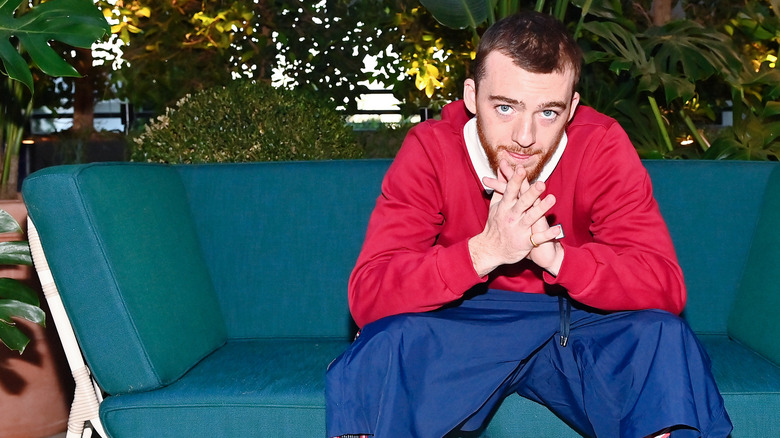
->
[728, 166, 780, 366]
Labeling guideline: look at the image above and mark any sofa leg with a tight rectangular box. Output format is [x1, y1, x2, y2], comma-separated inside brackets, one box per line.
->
[28, 219, 108, 438]
[65, 365, 107, 438]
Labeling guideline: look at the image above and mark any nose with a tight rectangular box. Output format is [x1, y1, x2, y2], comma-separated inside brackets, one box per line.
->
[512, 116, 534, 147]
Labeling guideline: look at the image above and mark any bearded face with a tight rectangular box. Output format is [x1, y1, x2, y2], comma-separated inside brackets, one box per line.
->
[477, 115, 564, 182]
[464, 52, 579, 184]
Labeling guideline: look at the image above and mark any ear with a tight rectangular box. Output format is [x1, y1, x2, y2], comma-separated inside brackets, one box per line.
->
[464, 78, 477, 114]
[567, 91, 581, 122]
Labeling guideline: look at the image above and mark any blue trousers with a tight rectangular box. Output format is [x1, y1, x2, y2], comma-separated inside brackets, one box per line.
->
[326, 290, 732, 437]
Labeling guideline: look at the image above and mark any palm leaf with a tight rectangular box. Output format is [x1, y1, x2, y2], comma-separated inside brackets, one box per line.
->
[581, 21, 653, 78]
[740, 68, 780, 102]
[419, 0, 491, 29]
[0, 0, 110, 90]
[655, 71, 696, 105]
[570, 0, 626, 23]
[644, 21, 743, 87]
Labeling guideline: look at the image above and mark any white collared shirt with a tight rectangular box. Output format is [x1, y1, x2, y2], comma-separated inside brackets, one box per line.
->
[463, 117, 567, 193]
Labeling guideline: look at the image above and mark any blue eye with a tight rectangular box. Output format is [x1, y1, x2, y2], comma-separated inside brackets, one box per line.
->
[541, 110, 557, 119]
[497, 105, 512, 114]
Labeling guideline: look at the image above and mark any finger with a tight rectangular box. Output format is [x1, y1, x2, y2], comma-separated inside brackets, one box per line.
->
[483, 176, 506, 195]
[530, 193, 556, 221]
[497, 159, 514, 184]
[530, 204, 551, 234]
[487, 160, 515, 207]
[488, 187, 503, 207]
[529, 224, 564, 247]
[520, 177, 530, 194]
[491, 160, 531, 196]
[510, 165, 532, 200]
[516, 168, 531, 195]
[513, 180, 547, 215]
[499, 169, 524, 205]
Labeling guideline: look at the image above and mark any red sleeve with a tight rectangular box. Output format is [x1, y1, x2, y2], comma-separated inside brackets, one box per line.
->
[544, 122, 686, 314]
[348, 126, 485, 328]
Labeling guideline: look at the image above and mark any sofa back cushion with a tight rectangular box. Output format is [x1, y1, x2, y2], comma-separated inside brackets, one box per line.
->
[176, 160, 391, 339]
[23, 163, 228, 395]
[728, 165, 780, 365]
[644, 160, 778, 334]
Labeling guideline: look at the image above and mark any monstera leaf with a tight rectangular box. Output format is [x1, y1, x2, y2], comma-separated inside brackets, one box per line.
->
[644, 21, 743, 89]
[582, 21, 655, 85]
[419, 0, 491, 29]
[0, 209, 41, 354]
[0, 278, 44, 354]
[0, 0, 110, 91]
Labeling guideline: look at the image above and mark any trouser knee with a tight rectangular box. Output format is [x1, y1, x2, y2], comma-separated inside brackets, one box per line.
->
[629, 310, 697, 344]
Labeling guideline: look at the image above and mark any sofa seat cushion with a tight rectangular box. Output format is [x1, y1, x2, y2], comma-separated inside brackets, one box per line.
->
[698, 335, 780, 436]
[472, 335, 780, 438]
[98, 335, 780, 437]
[99, 339, 349, 437]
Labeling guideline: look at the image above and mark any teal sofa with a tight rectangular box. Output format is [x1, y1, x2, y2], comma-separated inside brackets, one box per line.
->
[21, 160, 780, 437]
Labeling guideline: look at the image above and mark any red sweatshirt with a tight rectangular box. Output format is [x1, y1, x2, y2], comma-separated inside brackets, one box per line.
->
[349, 101, 686, 328]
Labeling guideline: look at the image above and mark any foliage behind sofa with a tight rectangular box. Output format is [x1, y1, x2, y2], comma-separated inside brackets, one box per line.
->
[22, 160, 780, 437]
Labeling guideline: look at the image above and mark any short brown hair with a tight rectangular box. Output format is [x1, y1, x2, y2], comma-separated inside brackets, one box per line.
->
[471, 12, 582, 90]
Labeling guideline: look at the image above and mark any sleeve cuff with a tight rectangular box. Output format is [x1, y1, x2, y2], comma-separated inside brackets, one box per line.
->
[543, 244, 597, 296]
[437, 239, 487, 297]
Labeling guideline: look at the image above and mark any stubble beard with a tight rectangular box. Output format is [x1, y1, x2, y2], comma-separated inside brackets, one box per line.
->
[476, 116, 563, 183]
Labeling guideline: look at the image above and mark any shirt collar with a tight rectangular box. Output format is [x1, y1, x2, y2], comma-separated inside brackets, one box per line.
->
[463, 117, 567, 193]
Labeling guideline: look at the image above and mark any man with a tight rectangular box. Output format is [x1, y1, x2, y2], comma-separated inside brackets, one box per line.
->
[327, 11, 731, 438]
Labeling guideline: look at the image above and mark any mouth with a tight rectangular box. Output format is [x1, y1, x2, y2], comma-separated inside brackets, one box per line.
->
[502, 149, 538, 164]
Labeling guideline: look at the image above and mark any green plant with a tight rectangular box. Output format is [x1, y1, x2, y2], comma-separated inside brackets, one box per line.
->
[705, 0, 780, 160]
[354, 120, 415, 158]
[384, 4, 476, 115]
[705, 65, 780, 160]
[404, 0, 593, 113]
[418, 0, 580, 31]
[131, 80, 363, 163]
[414, 0, 780, 160]
[581, 18, 743, 157]
[100, 1, 401, 115]
[0, 209, 42, 354]
[0, 0, 110, 198]
[0, 0, 107, 354]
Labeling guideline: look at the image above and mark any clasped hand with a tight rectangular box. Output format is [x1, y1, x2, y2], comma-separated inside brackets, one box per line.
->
[468, 160, 564, 277]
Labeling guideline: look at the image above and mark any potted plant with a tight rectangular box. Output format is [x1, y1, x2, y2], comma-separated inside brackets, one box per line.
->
[0, 209, 40, 353]
[0, 204, 74, 438]
[0, 0, 110, 199]
[0, 1, 109, 435]
[0, 0, 109, 342]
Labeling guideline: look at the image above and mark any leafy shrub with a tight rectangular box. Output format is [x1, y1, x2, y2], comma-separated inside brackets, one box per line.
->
[354, 122, 414, 158]
[131, 80, 362, 163]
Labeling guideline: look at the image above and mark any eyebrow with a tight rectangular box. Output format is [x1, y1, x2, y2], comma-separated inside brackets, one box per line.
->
[488, 94, 568, 111]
